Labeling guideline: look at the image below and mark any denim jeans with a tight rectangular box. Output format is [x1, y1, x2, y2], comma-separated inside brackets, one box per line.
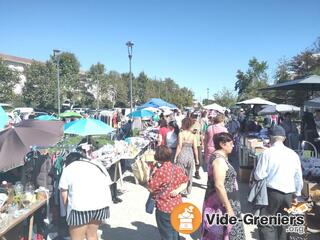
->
[155, 209, 179, 240]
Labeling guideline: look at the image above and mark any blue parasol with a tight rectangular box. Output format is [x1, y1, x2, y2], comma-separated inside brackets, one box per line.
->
[127, 109, 155, 118]
[64, 118, 114, 136]
[0, 106, 9, 130]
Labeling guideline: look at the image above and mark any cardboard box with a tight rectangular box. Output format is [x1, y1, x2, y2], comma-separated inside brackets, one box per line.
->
[302, 180, 320, 199]
[246, 139, 257, 148]
[246, 138, 264, 149]
[254, 147, 267, 154]
[239, 167, 253, 183]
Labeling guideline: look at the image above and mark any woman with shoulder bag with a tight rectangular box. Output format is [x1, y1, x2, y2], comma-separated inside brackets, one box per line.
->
[148, 146, 188, 240]
[59, 152, 112, 240]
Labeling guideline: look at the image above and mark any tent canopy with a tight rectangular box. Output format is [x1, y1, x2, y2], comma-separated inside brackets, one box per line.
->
[258, 104, 300, 115]
[236, 97, 276, 106]
[203, 103, 226, 113]
[139, 98, 177, 109]
[304, 97, 320, 108]
[262, 75, 320, 91]
[127, 109, 155, 118]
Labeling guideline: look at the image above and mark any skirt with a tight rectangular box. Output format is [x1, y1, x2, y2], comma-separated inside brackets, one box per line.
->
[67, 207, 110, 226]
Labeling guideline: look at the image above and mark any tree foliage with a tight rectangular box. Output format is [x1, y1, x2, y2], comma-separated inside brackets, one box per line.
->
[234, 57, 269, 100]
[22, 61, 56, 110]
[52, 52, 81, 102]
[86, 63, 108, 108]
[272, 37, 320, 106]
[213, 87, 237, 108]
[0, 58, 20, 103]
[3, 52, 194, 110]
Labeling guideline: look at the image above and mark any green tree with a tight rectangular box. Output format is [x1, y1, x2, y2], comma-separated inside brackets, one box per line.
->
[173, 87, 194, 108]
[22, 61, 56, 110]
[271, 37, 320, 106]
[235, 57, 269, 100]
[289, 51, 320, 78]
[134, 72, 149, 105]
[213, 87, 237, 107]
[87, 63, 108, 109]
[107, 71, 128, 108]
[51, 52, 81, 103]
[274, 58, 292, 84]
[0, 58, 20, 103]
[145, 79, 160, 101]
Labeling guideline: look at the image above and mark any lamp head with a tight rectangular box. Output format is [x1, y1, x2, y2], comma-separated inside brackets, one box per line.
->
[53, 49, 61, 56]
[126, 41, 134, 48]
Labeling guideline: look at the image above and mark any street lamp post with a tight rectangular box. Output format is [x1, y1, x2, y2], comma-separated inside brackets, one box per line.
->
[53, 49, 61, 117]
[126, 41, 134, 114]
[97, 74, 100, 110]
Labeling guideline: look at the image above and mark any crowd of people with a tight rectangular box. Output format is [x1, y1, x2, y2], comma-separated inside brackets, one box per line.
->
[145, 108, 306, 240]
[2, 106, 312, 240]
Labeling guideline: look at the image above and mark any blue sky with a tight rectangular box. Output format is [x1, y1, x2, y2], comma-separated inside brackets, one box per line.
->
[1, 0, 319, 101]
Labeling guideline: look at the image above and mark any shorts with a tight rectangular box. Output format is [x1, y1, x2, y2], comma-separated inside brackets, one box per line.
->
[67, 206, 110, 226]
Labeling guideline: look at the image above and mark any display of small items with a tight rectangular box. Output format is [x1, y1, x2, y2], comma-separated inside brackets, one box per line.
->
[0, 180, 46, 230]
[301, 157, 320, 182]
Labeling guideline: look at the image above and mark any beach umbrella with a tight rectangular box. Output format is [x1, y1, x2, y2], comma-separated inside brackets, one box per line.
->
[60, 111, 82, 118]
[0, 120, 64, 172]
[127, 109, 155, 118]
[64, 118, 114, 136]
[258, 104, 300, 115]
[236, 97, 276, 106]
[35, 115, 58, 121]
[0, 106, 9, 130]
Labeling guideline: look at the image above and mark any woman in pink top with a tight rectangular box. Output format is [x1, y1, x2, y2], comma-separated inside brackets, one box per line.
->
[204, 114, 228, 163]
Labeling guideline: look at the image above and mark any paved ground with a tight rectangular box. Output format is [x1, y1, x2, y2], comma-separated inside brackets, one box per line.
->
[99, 152, 319, 240]
[100, 153, 258, 240]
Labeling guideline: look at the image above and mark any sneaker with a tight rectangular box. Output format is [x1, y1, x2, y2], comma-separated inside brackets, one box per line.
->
[112, 197, 123, 204]
[194, 172, 201, 179]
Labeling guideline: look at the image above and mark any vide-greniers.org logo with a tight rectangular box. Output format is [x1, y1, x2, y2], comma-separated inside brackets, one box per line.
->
[206, 213, 304, 226]
[205, 213, 305, 234]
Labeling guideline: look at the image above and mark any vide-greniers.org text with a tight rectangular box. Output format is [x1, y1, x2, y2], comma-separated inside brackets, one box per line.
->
[205, 213, 304, 226]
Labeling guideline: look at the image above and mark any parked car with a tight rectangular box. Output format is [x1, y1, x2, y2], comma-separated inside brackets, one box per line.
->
[62, 99, 73, 111]
[33, 112, 48, 118]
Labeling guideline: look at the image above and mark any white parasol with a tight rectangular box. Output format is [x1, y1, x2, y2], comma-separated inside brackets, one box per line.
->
[258, 104, 300, 115]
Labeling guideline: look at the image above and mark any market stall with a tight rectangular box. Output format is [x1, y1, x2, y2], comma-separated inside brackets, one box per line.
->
[0, 120, 64, 239]
[0, 193, 48, 240]
[92, 136, 151, 186]
[239, 134, 320, 234]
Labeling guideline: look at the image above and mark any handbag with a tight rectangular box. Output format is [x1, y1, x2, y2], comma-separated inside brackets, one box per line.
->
[132, 157, 150, 184]
[145, 163, 175, 214]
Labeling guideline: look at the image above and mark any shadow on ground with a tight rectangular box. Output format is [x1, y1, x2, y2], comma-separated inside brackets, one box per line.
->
[101, 221, 159, 240]
[192, 181, 207, 190]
